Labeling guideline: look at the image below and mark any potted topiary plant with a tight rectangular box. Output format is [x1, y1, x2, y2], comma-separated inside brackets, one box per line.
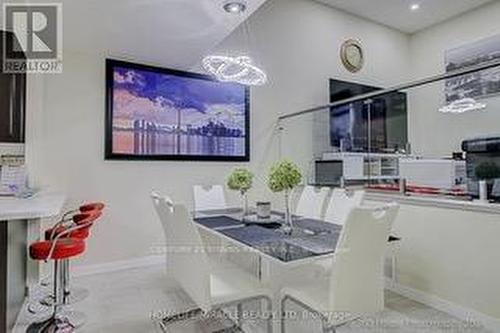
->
[475, 162, 500, 202]
[227, 168, 254, 220]
[268, 160, 302, 234]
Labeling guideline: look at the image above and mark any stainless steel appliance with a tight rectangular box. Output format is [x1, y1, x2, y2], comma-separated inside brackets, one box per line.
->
[462, 136, 500, 201]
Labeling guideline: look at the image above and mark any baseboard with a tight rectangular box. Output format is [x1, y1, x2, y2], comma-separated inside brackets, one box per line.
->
[73, 255, 165, 277]
[385, 279, 500, 333]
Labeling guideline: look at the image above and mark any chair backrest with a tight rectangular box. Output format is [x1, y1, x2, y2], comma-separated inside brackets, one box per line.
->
[151, 191, 173, 242]
[151, 191, 212, 311]
[193, 185, 227, 211]
[324, 189, 365, 225]
[295, 186, 330, 220]
[329, 203, 399, 317]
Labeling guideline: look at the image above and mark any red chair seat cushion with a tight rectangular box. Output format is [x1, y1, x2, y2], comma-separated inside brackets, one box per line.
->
[30, 239, 86, 260]
[80, 202, 105, 212]
[45, 225, 90, 240]
[73, 211, 102, 225]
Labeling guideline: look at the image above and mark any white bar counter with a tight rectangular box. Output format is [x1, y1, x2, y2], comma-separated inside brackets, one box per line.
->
[0, 191, 65, 332]
[0, 191, 66, 221]
[365, 190, 500, 331]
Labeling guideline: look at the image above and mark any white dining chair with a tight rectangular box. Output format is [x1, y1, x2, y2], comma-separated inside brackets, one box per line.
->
[151, 191, 273, 332]
[280, 203, 399, 333]
[295, 186, 331, 220]
[193, 184, 227, 211]
[324, 188, 365, 225]
[151, 191, 173, 266]
[492, 179, 500, 198]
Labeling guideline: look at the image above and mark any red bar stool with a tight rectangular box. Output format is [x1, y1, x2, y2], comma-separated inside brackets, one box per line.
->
[28, 204, 105, 318]
[46, 210, 102, 242]
[27, 237, 86, 333]
[41, 211, 102, 306]
[79, 202, 105, 212]
[60, 202, 105, 222]
[49, 203, 106, 242]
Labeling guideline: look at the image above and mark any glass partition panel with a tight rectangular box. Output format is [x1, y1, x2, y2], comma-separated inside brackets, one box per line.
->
[277, 110, 318, 185]
[278, 63, 500, 202]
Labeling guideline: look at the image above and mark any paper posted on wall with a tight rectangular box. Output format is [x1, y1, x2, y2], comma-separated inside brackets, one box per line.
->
[0, 165, 27, 196]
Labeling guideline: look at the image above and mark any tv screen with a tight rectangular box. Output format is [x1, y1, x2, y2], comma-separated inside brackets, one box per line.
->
[105, 59, 250, 161]
[329, 79, 407, 153]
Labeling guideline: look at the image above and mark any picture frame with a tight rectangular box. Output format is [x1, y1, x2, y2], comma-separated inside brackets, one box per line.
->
[445, 34, 500, 103]
[105, 59, 250, 162]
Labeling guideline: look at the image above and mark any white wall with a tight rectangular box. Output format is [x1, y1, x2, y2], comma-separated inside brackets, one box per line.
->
[28, 50, 279, 266]
[387, 2, 500, 324]
[408, 1, 500, 157]
[372, 199, 500, 324]
[26, 0, 411, 267]
[410, 206, 500, 321]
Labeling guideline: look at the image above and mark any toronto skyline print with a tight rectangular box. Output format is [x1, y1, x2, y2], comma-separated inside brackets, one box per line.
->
[110, 65, 248, 159]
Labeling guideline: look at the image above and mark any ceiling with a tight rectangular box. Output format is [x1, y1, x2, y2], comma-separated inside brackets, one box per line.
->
[9, 0, 494, 69]
[20, 0, 267, 69]
[315, 0, 495, 33]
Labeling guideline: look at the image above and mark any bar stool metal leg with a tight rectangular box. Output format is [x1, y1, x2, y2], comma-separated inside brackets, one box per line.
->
[27, 261, 76, 333]
[27, 237, 88, 332]
[39, 259, 89, 306]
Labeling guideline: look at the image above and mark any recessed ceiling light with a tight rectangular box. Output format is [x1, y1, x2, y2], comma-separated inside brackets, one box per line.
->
[223, 1, 247, 14]
[410, 3, 420, 11]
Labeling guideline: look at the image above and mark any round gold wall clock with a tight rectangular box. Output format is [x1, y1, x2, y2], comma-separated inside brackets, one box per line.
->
[340, 39, 364, 73]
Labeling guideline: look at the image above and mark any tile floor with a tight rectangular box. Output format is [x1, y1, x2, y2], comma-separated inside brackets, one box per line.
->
[14, 264, 491, 333]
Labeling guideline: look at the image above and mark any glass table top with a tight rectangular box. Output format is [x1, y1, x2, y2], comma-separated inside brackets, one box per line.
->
[194, 210, 341, 263]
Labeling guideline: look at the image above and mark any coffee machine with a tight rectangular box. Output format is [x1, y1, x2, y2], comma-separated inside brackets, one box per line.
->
[462, 136, 500, 202]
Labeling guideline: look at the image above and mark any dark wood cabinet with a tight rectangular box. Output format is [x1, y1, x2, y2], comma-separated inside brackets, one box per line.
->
[0, 30, 26, 143]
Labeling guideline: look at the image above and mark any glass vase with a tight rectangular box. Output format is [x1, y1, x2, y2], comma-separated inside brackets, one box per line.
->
[241, 192, 249, 221]
[282, 190, 293, 235]
[479, 180, 488, 202]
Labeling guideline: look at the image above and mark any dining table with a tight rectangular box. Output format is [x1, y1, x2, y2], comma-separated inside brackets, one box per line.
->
[193, 207, 401, 332]
[194, 209, 342, 266]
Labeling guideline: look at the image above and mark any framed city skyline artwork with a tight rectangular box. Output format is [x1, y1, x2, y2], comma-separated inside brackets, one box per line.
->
[445, 34, 500, 103]
[105, 59, 250, 161]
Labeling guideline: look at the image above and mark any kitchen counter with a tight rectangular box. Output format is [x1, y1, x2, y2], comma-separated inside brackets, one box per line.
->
[0, 191, 66, 221]
[0, 191, 65, 332]
[365, 190, 500, 327]
[365, 190, 500, 215]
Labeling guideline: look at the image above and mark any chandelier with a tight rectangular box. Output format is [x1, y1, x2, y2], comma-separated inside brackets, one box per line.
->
[203, 0, 267, 86]
[439, 97, 487, 114]
[202, 55, 267, 86]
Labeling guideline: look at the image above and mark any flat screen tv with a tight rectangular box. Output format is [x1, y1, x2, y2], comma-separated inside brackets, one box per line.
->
[329, 79, 408, 153]
[105, 59, 250, 161]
